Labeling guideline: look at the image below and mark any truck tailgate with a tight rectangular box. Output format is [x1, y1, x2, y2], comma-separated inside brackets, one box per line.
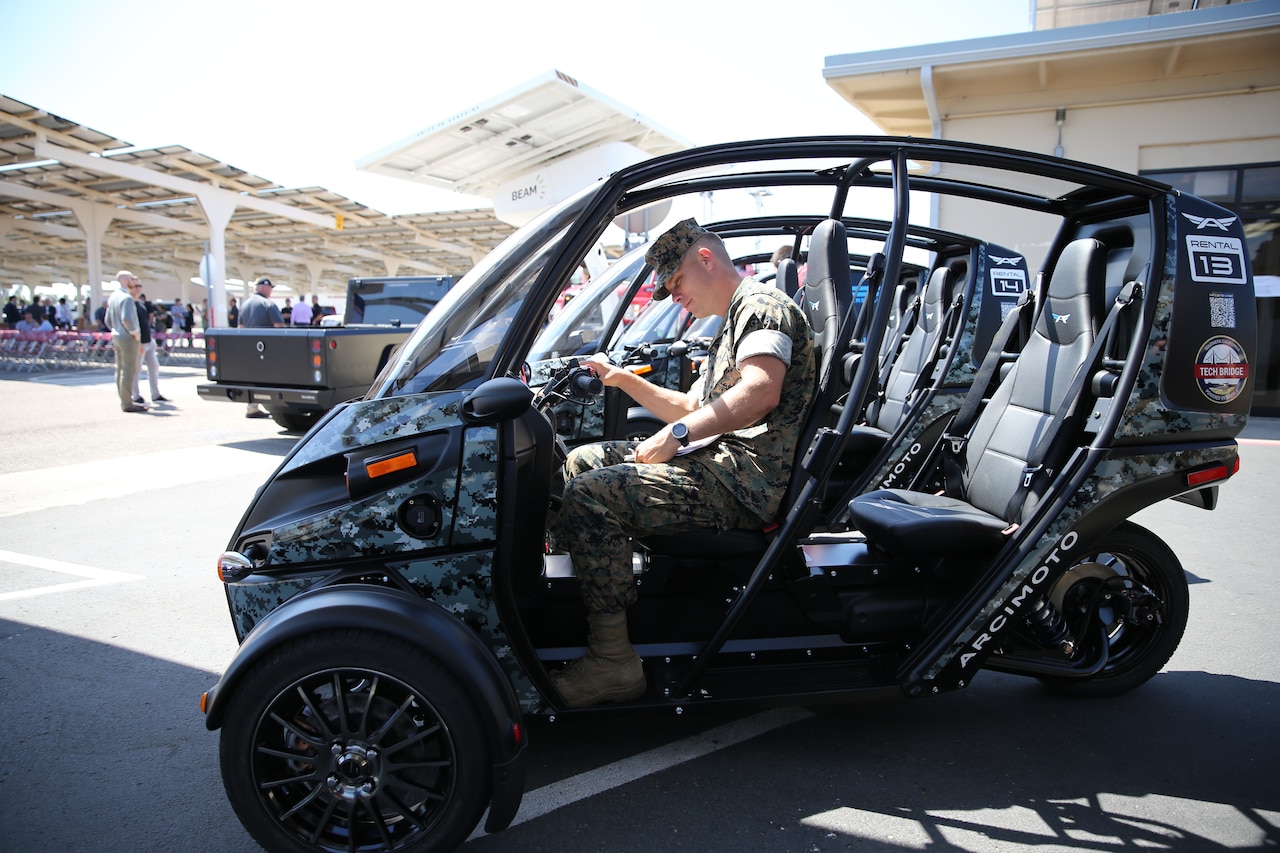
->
[212, 329, 318, 386]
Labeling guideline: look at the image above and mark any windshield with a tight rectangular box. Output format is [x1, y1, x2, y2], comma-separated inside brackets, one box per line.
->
[368, 189, 594, 399]
[614, 298, 690, 349]
[527, 246, 649, 362]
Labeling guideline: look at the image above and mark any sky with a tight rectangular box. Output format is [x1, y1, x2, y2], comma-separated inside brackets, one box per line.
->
[1, 0, 1033, 217]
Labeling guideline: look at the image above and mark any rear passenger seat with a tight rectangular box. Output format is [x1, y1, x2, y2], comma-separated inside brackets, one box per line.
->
[846, 264, 962, 456]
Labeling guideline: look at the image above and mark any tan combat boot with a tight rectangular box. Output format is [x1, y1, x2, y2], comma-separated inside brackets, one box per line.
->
[549, 610, 646, 707]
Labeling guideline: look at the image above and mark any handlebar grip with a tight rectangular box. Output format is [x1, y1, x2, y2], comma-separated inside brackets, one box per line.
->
[572, 370, 603, 396]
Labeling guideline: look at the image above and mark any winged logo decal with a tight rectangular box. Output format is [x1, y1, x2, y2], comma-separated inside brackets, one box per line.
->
[1182, 213, 1238, 231]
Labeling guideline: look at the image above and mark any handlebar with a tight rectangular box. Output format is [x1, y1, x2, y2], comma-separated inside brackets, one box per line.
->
[531, 359, 605, 411]
[572, 369, 603, 397]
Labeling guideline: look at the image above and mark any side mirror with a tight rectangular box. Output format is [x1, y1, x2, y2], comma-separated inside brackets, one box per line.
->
[461, 377, 533, 424]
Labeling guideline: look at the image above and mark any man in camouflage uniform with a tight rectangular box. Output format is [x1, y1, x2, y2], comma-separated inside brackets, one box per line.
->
[550, 219, 816, 707]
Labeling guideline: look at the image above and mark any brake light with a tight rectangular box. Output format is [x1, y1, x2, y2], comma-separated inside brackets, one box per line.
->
[1187, 460, 1236, 487]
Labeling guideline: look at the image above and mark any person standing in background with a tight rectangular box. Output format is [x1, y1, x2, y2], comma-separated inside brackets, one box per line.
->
[106, 271, 146, 413]
[238, 277, 284, 418]
[290, 294, 312, 326]
[131, 291, 169, 405]
[54, 297, 73, 329]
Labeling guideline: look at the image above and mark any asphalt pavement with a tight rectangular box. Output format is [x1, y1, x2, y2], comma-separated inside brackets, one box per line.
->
[0, 364, 1277, 852]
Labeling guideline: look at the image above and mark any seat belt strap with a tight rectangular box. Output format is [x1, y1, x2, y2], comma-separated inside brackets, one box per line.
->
[910, 291, 965, 401]
[1016, 280, 1142, 495]
[943, 288, 1033, 456]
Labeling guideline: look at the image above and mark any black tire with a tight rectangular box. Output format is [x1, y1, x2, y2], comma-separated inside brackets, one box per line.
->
[269, 408, 321, 433]
[1038, 521, 1189, 698]
[220, 630, 490, 853]
[623, 417, 664, 441]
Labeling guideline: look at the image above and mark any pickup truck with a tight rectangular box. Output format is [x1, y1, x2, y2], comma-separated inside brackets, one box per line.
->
[197, 275, 451, 430]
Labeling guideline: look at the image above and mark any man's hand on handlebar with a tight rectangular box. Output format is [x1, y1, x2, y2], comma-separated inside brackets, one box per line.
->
[590, 352, 642, 388]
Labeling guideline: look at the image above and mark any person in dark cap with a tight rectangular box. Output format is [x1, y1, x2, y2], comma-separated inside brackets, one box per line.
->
[548, 218, 816, 707]
[237, 276, 285, 417]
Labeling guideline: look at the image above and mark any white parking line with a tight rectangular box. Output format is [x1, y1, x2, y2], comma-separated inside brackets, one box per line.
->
[470, 706, 813, 840]
[0, 549, 143, 602]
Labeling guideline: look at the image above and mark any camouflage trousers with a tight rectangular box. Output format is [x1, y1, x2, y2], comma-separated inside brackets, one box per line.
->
[552, 440, 761, 615]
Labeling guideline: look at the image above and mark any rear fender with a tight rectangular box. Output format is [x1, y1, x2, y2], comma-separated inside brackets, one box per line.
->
[203, 584, 525, 832]
[906, 440, 1239, 692]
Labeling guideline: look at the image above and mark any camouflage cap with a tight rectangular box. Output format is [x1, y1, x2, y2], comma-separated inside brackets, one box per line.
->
[646, 218, 710, 300]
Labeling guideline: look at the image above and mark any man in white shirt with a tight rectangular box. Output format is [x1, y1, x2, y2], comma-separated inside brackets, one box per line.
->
[290, 296, 313, 326]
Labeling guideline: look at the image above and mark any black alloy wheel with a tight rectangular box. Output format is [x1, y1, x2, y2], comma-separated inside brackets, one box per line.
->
[1039, 521, 1189, 697]
[220, 630, 489, 853]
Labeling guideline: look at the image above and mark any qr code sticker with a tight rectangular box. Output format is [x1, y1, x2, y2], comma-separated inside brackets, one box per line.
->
[1209, 293, 1236, 329]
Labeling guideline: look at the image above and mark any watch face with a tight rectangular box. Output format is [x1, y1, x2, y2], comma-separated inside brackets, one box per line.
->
[673, 422, 688, 443]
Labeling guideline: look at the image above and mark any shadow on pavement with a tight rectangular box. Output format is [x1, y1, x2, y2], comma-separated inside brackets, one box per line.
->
[470, 670, 1280, 851]
[0, 619, 260, 852]
[222, 436, 299, 457]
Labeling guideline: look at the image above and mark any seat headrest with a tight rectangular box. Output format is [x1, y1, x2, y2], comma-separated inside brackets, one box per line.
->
[806, 219, 851, 304]
[800, 219, 849, 373]
[776, 258, 800, 299]
[920, 266, 950, 332]
[1038, 238, 1107, 346]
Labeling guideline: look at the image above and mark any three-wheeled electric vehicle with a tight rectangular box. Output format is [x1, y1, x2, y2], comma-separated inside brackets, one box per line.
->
[201, 137, 1255, 853]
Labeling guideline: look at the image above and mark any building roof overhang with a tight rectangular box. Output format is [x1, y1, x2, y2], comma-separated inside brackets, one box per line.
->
[355, 70, 694, 199]
[0, 94, 513, 291]
[823, 2, 1280, 137]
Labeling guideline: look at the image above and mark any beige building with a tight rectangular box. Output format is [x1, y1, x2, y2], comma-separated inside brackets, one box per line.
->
[823, 0, 1280, 413]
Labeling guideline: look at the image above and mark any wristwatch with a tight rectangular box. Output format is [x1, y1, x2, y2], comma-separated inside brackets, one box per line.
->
[671, 422, 690, 447]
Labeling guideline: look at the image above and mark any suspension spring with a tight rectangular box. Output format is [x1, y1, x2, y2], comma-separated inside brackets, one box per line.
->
[1025, 596, 1076, 656]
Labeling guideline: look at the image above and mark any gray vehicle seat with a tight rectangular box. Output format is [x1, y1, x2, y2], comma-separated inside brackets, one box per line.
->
[848, 237, 1107, 554]
[799, 218, 852, 384]
[848, 264, 957, 454]
[776, 257, 800, 299]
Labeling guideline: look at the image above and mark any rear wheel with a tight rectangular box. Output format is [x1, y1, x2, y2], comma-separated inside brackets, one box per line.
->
[1038, 521, 1188, 697]
[220, 630, 489, 853]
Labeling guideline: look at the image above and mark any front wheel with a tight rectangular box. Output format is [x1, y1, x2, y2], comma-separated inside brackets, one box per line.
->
[220, 630, 490, 853]
[1038, 521, 1189, 698]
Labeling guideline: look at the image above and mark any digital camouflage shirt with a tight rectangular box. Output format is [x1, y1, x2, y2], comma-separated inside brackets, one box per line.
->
[686, 279, 816, 522]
